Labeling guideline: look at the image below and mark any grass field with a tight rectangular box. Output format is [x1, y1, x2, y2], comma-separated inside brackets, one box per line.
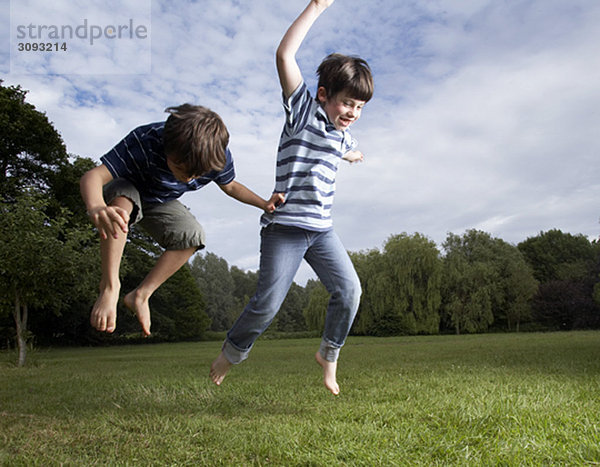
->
[1, 332, 600, 465]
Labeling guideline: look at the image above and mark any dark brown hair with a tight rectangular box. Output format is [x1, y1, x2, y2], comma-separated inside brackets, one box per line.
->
[317, 53, 374, 102]
[163, 104, 229, 177]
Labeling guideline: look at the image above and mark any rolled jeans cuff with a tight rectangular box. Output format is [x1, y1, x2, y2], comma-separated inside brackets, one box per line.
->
[319, 339, 341, 363]
[221, 339, 250, 365]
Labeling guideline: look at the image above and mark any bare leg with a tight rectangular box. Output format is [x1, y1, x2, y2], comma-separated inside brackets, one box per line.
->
[315, 352, 340, 395]
[124, 246, 197, 336]
[209, 351, 232, 386]
[90, 197, 132, 333]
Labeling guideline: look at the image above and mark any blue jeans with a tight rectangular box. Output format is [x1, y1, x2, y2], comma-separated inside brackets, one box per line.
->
[223, 224, 361, 363]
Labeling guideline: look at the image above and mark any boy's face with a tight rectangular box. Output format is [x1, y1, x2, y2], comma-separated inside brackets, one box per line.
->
[317, 87, 366, 131]
[166, 156, 195, 183]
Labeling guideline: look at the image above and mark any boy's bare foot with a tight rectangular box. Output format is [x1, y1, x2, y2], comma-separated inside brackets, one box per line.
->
[315, 351, 340, 395]
[210, 351, 232, 386]
[124, 289, 152, 336]
[90, 286, 120, 333]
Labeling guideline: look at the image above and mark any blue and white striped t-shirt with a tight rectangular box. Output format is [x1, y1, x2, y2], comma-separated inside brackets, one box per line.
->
[100, 122, 235, 204]
[261, 82, 357, 231]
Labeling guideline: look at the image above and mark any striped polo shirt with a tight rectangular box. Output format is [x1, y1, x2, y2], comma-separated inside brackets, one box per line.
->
[101, 122, 235, 204]
[261, 82, 357, 231]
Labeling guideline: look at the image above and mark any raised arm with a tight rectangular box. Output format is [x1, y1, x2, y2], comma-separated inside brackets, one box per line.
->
[276, 0, 334, 98]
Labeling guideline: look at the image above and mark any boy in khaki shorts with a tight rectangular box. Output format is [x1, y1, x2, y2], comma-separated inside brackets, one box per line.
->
[80, 104, 283, 336]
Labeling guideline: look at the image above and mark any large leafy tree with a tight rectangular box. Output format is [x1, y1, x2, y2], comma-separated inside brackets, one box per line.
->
[518, 230, 600, 330]
[501, 254, 539, 332]
[0, 82, 101, 357]
[0, 81, 68, 200]
[26, 156, 104, 346]
[381, 233, 442, 334]
[0, 191, 95, 365]
[518, 229, 597, 283]
[441, 230, 537, 334]
[351, 234, 442, 336]
[441, 247, 495, 335]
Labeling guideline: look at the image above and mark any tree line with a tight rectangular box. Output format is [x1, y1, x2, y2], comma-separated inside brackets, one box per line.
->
[2, 81, 600, 364]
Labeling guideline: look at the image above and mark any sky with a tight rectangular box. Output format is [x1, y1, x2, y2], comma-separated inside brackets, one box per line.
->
[2, 0, 600, 285]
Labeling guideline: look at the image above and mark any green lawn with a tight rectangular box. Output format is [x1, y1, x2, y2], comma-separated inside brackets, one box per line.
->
[1, 332, 599, 465]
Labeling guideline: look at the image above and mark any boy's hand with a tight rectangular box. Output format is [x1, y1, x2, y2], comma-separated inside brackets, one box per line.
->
[265, 192, 286, 213]
[88, 205, 129, 240]
[343, 150, 364, 164]
[313, 0, 335, 8]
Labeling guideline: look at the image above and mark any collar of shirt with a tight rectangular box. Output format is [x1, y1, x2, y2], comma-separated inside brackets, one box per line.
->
[314, 100, 356, 149]
[314, 101, 340, 133]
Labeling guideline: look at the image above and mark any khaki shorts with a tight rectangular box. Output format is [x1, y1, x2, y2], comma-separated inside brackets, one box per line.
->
[103, 178, 205, 251]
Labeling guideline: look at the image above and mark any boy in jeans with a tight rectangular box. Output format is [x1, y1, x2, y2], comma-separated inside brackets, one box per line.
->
[210, 0, 374, 394]
[80, 104, 283, 336]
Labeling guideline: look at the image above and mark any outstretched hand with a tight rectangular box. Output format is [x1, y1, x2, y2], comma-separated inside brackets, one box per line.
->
[343, 150, 364, 164]
[313, 0, 335, 8]
[88, 205, 130, 240]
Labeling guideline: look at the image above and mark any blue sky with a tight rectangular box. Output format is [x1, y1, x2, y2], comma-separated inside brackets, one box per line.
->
[3, 0, 600, 284]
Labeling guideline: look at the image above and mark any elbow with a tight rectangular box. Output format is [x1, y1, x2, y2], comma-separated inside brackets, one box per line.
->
[275, 51, 284, 70]
[275, 43, 284, 61]
[80, 165, 111, 195]
[276, 47, 291, 68]
[219, 182, 235, 197]
[79, 170, 91, 192]
[80, 167, 98, 188]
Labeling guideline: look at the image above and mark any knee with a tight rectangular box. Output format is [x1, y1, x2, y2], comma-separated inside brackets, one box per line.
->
[110, 195, 134, 213]
[338, 276, 362, 308]
[246, 290, 283, 319]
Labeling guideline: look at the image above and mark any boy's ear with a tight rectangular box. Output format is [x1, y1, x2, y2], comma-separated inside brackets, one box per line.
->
[317, 86, 328, 104]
